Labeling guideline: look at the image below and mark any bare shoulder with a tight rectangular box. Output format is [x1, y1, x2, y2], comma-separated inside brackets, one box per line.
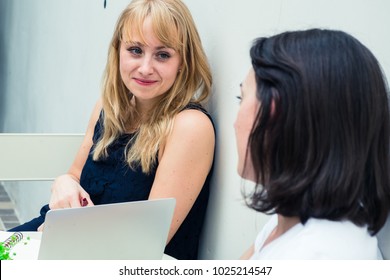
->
[85, 98, 103, 134]
[159, 108, 215, 160]
[91, 98, 103, 122]
[173, 108, 214, 135]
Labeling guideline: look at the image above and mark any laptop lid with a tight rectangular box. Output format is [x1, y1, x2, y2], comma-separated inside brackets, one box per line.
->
[38, 198, 175, 260]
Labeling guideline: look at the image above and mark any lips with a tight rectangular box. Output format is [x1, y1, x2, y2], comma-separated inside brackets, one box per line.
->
[133, 78, 157, 86]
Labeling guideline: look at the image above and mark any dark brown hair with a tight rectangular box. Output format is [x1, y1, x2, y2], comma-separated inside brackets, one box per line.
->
[246, 29, 390, 235]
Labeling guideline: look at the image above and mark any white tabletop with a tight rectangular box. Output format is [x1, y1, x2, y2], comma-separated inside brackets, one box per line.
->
[0, 231, 175, 260]
[0, 231, 41, 260]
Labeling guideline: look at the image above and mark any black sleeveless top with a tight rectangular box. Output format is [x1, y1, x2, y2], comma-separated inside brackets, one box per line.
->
[79, 103, 215, 260]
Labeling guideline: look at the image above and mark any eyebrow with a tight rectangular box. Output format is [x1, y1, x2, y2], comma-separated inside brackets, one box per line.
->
[124, 41, 174, 51]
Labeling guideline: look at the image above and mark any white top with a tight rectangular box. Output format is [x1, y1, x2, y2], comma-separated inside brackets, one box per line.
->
[250, 215, 382, 260]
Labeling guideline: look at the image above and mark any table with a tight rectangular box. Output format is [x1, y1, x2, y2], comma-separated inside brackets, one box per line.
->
[0, 231, 41, 260]
[0, 231, 175, 260]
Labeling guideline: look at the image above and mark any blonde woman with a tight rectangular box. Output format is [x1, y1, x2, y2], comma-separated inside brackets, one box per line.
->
[12, 0, 215, 260]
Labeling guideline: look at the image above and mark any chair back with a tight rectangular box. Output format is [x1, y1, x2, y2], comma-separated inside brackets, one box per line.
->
[0, 133, 84, 181]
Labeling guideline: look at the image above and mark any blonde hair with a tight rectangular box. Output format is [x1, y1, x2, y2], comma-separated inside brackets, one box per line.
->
[93, 0, 212, 173]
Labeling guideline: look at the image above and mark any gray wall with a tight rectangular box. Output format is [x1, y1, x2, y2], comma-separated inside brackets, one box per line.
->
[1, 0, 390, 259]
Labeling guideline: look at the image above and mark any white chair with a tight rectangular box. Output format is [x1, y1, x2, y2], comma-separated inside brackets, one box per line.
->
[0, 133, 84, 230]
[0, 133, 84, 181]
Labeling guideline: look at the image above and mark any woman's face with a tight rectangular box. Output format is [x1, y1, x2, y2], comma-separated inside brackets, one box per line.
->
[119, 16, 182, 108]
[234, 68, 260, 182]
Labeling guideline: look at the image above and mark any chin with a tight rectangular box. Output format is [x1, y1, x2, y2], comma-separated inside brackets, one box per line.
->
[240, 168, 257, 183]
[237, 165, 244, 177]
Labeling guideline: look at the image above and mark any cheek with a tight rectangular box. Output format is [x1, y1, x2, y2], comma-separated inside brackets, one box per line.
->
[119, 53, 128, 77]
[119, 62, 125, 79]
[234, 111, 252, 177]
[165, 70, 178, 85]
[161, 64, 180, 83]
[234, 102, 259, 182]
[119, 48, 136, 73]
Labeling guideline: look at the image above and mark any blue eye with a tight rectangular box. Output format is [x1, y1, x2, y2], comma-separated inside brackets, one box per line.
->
[157, 52, 171, 60]
[127, 47, 142, 56]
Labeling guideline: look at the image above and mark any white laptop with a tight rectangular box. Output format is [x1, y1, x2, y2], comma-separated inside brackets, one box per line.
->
[37, 198, 175, 260]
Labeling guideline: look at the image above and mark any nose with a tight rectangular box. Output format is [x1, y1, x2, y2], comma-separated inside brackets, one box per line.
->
[138, 56, 154, 75]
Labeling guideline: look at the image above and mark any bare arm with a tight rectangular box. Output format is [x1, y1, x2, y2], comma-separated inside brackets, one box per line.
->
[49, 99, 102, 209]
[149, 109, 215, 243]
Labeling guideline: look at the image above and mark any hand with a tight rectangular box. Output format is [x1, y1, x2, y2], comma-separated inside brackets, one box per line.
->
[49, 174, 94, 209]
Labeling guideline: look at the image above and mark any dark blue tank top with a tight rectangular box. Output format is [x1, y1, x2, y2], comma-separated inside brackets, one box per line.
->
[79, 103, 214, 259]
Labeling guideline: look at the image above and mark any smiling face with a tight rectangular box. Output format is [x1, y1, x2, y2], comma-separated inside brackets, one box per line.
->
[119, 16, 182, 108]
[234, 68, 260, 182]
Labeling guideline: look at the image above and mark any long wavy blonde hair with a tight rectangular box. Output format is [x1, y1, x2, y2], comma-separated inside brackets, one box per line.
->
[93, 0, 212, 173]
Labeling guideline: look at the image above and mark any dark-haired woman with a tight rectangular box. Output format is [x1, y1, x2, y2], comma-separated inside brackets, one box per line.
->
[236, 29, 390, 259]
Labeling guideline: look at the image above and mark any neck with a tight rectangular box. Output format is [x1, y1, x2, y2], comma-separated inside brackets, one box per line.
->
[276, 214, 300, 235]
[126, 98, 154, 130]
[262, 214, 300, 249]
[134, 97, 160, 116]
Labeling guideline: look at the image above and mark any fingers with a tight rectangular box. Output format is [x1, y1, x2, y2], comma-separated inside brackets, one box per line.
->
[49, 193, 80, 209]
[81, 197, 89, 207]
[86, 198, 94, 206]
[49, 174, 95, 209]
[83, 194, 95, 207]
